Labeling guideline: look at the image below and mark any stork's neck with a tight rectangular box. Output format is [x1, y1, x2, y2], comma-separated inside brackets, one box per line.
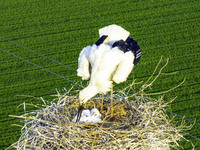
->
[79, 85, 98, 104]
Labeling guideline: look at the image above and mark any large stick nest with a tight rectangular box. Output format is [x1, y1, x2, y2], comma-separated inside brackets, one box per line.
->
[8, 93, 192, 150]
[8, 57, 194, 150]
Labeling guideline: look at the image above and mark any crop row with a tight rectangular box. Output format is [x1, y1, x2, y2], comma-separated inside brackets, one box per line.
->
[1, 11, 199, 46]
[0, 51, 199, 96]
[1, 0, 197, 27]
[0, 56, 198, 96]
[1, 32, 199, 73]
[1, 24, 199, 67]
[1, 18, 199, 54]
[0, 58, 198, 99]
[1, 2, 199, 43]
[1, 48, 199, 80]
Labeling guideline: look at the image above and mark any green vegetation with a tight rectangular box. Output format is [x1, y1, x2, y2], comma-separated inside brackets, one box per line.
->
[0, 0, 199, 149]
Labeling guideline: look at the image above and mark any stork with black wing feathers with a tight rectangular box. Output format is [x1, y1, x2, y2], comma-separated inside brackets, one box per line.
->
[76, 24, 142, 122]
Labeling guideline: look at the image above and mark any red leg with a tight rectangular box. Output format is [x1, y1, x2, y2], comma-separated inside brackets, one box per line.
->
[111, 87, 113, 118]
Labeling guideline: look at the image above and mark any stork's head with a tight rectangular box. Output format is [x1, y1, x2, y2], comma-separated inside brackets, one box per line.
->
[91, 108, 101, 118]
[76, 86, 98, 122]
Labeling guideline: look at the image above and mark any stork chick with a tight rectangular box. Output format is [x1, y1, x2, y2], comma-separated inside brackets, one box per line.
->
[72, 109, 91, 123]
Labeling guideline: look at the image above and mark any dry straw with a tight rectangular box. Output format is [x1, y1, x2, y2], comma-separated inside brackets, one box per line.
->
[8, 57, 194, 150]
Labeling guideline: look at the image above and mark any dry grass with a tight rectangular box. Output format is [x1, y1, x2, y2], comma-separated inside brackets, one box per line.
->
[7, 57, 194, 150]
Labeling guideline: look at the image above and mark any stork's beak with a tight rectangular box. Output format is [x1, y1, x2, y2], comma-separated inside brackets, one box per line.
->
[76, 104, 84, 122]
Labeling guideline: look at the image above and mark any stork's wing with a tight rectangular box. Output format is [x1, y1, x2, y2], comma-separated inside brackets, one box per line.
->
[77, 46, 91, 80]
[113, 51, 134, 84]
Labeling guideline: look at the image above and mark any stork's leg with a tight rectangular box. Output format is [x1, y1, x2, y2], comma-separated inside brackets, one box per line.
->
[110, 86, 114, 118]
[100, 94, 104, 113]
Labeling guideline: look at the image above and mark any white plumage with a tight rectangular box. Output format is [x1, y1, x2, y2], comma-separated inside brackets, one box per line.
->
[75, 24, 142, 122]
[90, 108, 102, 118]
[77, 24, 134, 104]
[72, 109, 91, 123]
[72, 108, 102, 123]
[88, 108, 102, 123]
[99, 24, 130, 45]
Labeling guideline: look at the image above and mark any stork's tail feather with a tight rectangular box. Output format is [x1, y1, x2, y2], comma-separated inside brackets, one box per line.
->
[99, 24, 130, 45]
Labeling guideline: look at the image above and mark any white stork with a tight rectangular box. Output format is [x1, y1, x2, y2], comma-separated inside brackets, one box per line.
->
[72, 108, 102, 123]
[72, 109, 91, 123]
[76, 24, 142, 122]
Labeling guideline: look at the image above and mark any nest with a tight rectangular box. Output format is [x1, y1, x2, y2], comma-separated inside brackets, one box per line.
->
[8, 57, 194, 150]
[8, 92, 193, 150]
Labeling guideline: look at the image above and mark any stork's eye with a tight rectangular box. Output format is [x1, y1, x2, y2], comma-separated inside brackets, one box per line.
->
[94, 114, 97, 117]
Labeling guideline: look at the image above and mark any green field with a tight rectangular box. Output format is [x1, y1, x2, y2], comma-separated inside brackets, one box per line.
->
[0, 0, 200, 149]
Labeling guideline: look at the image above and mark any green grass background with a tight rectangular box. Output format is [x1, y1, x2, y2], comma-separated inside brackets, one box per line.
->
[0, 0, 199, 149]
